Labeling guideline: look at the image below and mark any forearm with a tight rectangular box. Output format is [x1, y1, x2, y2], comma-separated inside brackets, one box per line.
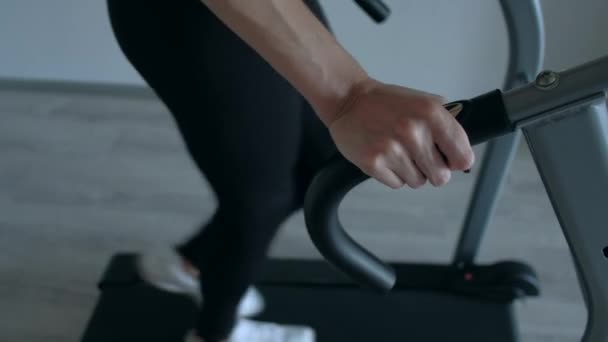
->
[201, 0, 369, 126]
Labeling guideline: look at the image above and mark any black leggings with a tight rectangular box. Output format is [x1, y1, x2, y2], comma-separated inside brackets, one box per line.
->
[107, 0, 336, 340]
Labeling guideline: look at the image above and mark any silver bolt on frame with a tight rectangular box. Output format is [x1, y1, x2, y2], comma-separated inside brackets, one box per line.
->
[535, 70, 560, 90]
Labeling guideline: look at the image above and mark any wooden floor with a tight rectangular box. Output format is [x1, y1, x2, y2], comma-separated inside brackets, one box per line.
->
[0, 80, 586, 341]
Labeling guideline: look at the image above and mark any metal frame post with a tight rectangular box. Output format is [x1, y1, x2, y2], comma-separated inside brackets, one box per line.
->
[453, 0, 545, 265]
[522, 100, 608, 342]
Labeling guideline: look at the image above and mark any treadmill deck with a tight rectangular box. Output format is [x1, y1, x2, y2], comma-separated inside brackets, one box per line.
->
[81, 253, 520, 342]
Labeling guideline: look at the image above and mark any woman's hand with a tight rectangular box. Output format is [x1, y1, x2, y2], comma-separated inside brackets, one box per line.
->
[198, 0, 473, 188]
[329, 78, 475, 189]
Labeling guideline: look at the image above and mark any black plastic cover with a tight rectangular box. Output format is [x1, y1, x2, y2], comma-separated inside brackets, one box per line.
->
[354, 0, 391, 23]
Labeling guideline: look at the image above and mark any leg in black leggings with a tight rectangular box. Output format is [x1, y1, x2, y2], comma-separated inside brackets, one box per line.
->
[107, 0, 336, 340]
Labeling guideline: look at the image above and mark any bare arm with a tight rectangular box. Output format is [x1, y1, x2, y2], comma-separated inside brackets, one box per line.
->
[201, 0, 475, 189]
[201, 0, 367, 126]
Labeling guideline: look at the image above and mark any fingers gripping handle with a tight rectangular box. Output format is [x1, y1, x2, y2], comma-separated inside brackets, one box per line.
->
[446, 90, 514, 146]
[304, 90, 514, 292]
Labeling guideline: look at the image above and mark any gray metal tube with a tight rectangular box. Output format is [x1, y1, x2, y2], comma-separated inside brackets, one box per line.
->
[453, 0, 544, 265]
[506, 55, 608, 125]
[522, 100, 608, 342]
[500, 0, 545, 86]
[452, 133, 522, 265]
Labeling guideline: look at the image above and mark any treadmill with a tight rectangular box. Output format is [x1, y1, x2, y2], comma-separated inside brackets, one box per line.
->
[82, 1, 608, 341]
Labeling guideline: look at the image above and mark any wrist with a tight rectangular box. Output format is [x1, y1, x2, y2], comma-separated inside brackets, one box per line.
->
[326, 76, 379, 128]
[313, 72, 375, 127]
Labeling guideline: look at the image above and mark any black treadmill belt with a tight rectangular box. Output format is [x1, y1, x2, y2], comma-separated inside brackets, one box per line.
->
[256, 286, 517, 342]
[81, 254, 519, 342]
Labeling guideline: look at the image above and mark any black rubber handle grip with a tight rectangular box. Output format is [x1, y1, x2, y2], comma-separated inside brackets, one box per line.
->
[304, 90, 514, 292]
[354, 0, 391, 23]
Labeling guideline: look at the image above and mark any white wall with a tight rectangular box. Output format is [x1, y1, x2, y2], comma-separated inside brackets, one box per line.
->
[0, 0, 607, 99]
[0, 0, 141, 85]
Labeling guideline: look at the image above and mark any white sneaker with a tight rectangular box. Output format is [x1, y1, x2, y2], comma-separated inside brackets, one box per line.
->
[137, 249, 265, 317]
[183, 319, 316, 342]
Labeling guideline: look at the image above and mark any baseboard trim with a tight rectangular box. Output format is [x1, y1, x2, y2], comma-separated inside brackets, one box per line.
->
[0, 77, 156, 99]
